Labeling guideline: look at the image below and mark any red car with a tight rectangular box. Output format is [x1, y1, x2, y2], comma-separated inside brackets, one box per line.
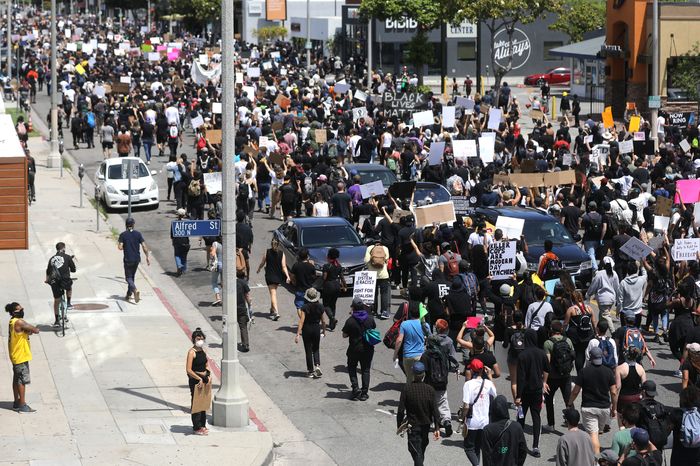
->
[524, 67, 571, 86]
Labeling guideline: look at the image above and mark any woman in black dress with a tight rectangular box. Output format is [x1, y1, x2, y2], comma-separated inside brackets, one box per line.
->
[185, 328, 210, 435]
[321, 248, 345, 331]
[256, 238, 289, 321]
[294, 288, 327, 378]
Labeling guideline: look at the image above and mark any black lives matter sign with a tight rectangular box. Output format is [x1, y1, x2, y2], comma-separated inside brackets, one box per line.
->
[382, 92, 429, 119]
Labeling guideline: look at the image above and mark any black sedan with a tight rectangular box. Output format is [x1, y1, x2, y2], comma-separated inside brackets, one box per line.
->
[274, 217, 367, 287]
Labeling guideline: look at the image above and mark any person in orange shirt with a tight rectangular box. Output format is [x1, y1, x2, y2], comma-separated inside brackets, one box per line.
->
[26, 69, 38, 103]
[5, 302, 39, 413]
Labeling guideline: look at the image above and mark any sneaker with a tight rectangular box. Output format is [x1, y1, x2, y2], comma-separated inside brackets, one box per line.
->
[358, 393, 369, 401]
[134, 291, 141, 303]
[603, 424, 611, 433]
[329, 319, 337, 331]
[530, 448, 541, 458]
[66, 304, 74, 310]
[271, 313, 280, 321]
[307, 372, 316, 378]
[379, 312, 390, 320]
[53, 319, 60, 327]
[12, 401, 19, 411]
[350, 390, 361, 401]
[674, 369, 683, 378]
[17, 404, 36, 413]
[237, 343, 250, 353]
[314, 366, 322, 378]
[211, 299, 221, 306]
[442, 420, 453, 438]
[542, 425, 554, 433]
[193, 428, 208, 436]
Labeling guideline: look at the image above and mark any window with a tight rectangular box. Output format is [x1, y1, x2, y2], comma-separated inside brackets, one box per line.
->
[457, 41, 476, 61]
[543, 41, 564, 61]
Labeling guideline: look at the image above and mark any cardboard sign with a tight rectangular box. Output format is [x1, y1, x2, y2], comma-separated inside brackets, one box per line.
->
[628, 116, 640, 133]
[191, 379, 212, 413]
[619, 140, 634, 154]
[602, 106, 614, 129]
[359, 180, 385, 199]
[530, 109, 544, 121]
[508, 173, 545, 188]
[352, 271, 377, 306]
[268, 152, 285, 166]
[495, 217, 524, 239]
[487, 108, 502, 130]
[110, 82, 129, 94]
[274, 93, 291, 110]
[478, 136, 495, 163]
[672, 238, 700, 262]
[413, 110, 434, 127]
[207, 129, 222, 145]
[203, 172, 222, 193]
[676, 179, 700, 203]
[442, 106, 456, 128]
[544, 171, 576, 187]
[619, 237, 653, 261]
[388, 181, 416, 200]
[271, 121, 284, 132]
[488, 240, 517, 280]
[493, 174, 510, 186]
[655, 196, 672, 216]
[315, 129, 327, 144]
[414, 201, 456, 227]
[428, 142, 445, 166]
[653, 215, 670, 232]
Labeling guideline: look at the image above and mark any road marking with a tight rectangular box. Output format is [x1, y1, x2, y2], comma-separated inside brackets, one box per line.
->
[375, 409, 395, 416]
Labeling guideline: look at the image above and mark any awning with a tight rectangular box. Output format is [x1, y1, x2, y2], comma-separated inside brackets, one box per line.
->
[550, 35, 606, 61]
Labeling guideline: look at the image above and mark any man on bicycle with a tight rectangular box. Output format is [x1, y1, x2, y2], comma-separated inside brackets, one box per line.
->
[45, 242, 76, 326]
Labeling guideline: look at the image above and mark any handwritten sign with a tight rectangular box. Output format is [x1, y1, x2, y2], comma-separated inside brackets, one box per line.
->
[359, 180, 384, 199]
[619, 237, 653, 261]
[488, 240, 517, 280]
[203, 172, 222, 194]
[672, 238, 700, 262]
[352, 271, 377, 306]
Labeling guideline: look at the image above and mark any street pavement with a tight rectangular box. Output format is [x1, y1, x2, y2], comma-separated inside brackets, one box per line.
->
[29, 90, 683, 465]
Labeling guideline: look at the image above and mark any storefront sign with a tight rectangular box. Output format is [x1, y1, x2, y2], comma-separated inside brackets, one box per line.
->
[493, 27, 531, 70]
[266, 0, 286, 21]
[384, 17, 418, 32]
[446, 21, 477, 39]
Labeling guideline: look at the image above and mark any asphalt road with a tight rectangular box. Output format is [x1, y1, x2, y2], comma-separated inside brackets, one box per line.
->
[31, 91, 683, 465]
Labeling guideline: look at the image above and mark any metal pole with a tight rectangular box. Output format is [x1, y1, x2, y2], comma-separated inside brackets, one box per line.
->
[46, 0, 60, 168]
[97, 0, 101, 24]
[651, 0, 659, 152]
[305, 0, 311, 68]
[440, 22, 447, 95]
[127, 159, 132, 219]
[6, 0, 11, 81]
[212, 0, 249, 428]
[476, 21, 482, 97]
[366, 18, 372, 89]
[94, 186, 100, 232]
[147, 0, 151, 33]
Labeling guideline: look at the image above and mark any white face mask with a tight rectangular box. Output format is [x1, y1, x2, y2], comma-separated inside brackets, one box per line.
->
[195, 340, 205, 349]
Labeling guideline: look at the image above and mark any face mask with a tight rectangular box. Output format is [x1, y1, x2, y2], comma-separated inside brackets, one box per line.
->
[13, 311, 24, 319]
[195, 340, 205, 349]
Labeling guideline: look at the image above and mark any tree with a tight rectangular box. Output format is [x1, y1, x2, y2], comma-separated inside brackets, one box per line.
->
[549, 0, 605, 43]
[170, 0, 220, 25]
[359, 0, 461, 85]
[670, 42, 700, 100]
[458, 0, 563, 95]
[254, 26, 288, 44]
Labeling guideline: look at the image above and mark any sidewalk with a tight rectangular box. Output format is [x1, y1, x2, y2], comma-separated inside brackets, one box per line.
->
[0, 136, 280, 465]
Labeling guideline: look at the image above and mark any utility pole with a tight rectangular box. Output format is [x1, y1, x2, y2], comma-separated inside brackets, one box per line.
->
[650, 0, 660, 152]
[440, 22, 447, 95]
[366, 18, 372, 89]
[305, 0, 311, 68]
[147, 0, 151, 33]
[6, 0, 10, 81]
[476, 21, 482, 97]
[211, 0, 249, 429]
[46, 0, 61, 169]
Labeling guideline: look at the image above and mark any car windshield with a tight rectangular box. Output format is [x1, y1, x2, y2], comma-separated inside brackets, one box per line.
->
[521, 219, 574, 246]
[414, 187, 451, 204]
[301, 225, 362, 248]
[108, 162, 149, 179]
[357, 170, 397, 187]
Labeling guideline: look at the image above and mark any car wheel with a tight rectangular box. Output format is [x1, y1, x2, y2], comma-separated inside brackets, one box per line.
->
[150, 202, 160, 211]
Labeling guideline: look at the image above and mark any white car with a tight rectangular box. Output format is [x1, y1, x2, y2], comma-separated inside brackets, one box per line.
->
[96, 157, 159, 211]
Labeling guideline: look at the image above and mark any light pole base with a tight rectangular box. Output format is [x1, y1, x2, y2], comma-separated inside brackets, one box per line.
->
[212, 396, 249, 428]
[46, 150, 61, 168]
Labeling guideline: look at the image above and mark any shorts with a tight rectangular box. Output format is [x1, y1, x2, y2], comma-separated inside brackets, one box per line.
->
[50, 280, 71, 299]
[294, 291, 305, 309]
[102, 141, 113, 149]
[13, 362, 30, 385]
[581, 406, 610, 434]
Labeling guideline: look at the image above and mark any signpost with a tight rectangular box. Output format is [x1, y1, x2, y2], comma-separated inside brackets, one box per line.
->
[171, 219, 222, 237]
[648, 95, 661, 109]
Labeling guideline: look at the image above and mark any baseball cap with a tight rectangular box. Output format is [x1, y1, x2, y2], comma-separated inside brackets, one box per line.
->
[599, 449, 618, 463]
[631, 427, 650, 447]
[499, 284, 512, 296]
[413, 361, 426, 375]
[469, 359, 484, 372]
[318, 174, 327, 182]
[590, 347, 603, 365]
[125, 217, 135, 226]
[641, 380, 657, 397]
[351, 296, 366, 310]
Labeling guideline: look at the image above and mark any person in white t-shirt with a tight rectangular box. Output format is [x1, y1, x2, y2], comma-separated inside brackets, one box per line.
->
[462, 359, 497, 466]
[312, 192, 330, 217]
[165, 104, 179, 126]
[657, 114, 665, 142]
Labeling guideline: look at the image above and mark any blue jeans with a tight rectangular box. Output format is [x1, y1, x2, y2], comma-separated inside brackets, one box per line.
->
[175, 254, 188, 272]
[374, 278, 391, 315]
[143, 139, 153, 162]
[257, 182, 270, 210]
[124, 261, 139, 295]
[584, 240, 600, 271]
[211, 264, 222, 294]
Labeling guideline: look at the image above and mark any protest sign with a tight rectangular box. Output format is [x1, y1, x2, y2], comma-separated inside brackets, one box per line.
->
[315, 129, 327, 144]
[602, 107, 614, 128]
[676, 179, 700, 203]
[478, 136, 495, 163]
[359, 181, 385, 199]
[412, 110, 434, 127]
[382, 92, 429, 118]
[619, 140, 634, 154]
[530, 109, 544, 121]
[352, 107, 368, 121]
[388, 181, 416, 200]
[672, 238, 700, 262]
[508, 173, 545, 188]
[110, 82, 129, 94]
[268, 152, 285, 166]
[452, 139, 477, 159]
[442, 106, 456, 128]
[633, 132, 646, 141]
[191, 115, 204, 129]
[203, 172, 222, 194]
[668, 112, 695, 127]
[119, 76, 131, 84]
[334, 83, 350, 94]
[653, 215, 670, 232]
[620, 237, 653, 261]
[148, 52, 160, 61]
[246, 66, 260, 78]
[428, 142, 445, 166]
[352, 271, 377, 305]
[495, 217, 525, 239]
[487, 108, 502, 130]
[274, 93, 291, 110]
[654, 196, 672, 216]
[681, 139, 692, 153]
[451, 196, 473, 215]
[212, 102, 222, 114]
[628, 116, 641, 133]
[414, 202, 456, 227]
[206, 129, 222, 145]
[648, 235, 664, 251]
[455, 96, 472, 109]
[488, 240, 517, 280]
[354, 89, 368, 102]
[695, 203, 700, 226]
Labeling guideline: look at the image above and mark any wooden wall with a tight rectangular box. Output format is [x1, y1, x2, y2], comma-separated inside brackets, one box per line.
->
[0, 158, 28, 249]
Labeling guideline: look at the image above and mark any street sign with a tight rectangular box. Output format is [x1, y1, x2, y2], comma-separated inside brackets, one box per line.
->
[171, 220, 221, 237]
[648, 95, 661, 109]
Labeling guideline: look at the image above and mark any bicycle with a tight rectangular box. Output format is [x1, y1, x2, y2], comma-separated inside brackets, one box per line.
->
[57, 291, 67, 337]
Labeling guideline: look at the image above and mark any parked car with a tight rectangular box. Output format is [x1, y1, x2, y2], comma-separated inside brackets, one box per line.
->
[345, 163, 398, 189]
[96, 157, 159, 211]
[274, 217, 367, 287]
[414, 182, 451, 205]
[474, 206, 593, 288]
[524, 67, 571, 86]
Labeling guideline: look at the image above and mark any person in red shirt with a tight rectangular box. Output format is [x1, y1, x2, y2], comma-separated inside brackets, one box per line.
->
[553, 134, 570, 152]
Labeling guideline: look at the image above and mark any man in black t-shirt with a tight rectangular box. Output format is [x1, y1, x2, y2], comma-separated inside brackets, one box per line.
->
[45, 242, 77, 326]
[342, 297, 376, 400]
[290, 248, 317, 314]
[560, 195, 582, 237]
[581, 202, 604, 272]
[330, 182, 352, 220]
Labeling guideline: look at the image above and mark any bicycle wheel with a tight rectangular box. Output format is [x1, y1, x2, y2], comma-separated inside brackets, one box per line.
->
[60, 297, 66, 337]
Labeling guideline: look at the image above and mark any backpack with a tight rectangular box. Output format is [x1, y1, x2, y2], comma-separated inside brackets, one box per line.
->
[303, 175, 314, 195]
[510, 330, 526, 354]
[424, 336, 449, 389]
[235, 248, 246, 275]
[383, 303, 408, 349]
[188, 179, 201, 196]
[363, 327, 382, 346]
[500, 302, 516, 328]
[682, 407, 700, 448]
[640, 401, 670, 450]
[86, 112, 96, 128]
[568, 304, 593, 343]
[370, 245, 387, 268]
[443, 251, 460, 279]
[16, 122, 26, 136]
[238, 182, 250, 200]
[597, 337, 617, 368]
[169, 126, 178, 138]
[584, 212, 602, 236]
[624, 328, 645, 353]
[47, 259, 62, 286]
[550, 337, 575, 377]
[541, 254, 562, 280]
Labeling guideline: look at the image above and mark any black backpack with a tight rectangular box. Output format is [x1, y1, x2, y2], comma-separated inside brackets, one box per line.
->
[584, 212, 603, 237]
[640, 401, 670, 450]
[510, 330, 526, 354]
[238, 182, 250, 200]
[425, 336, 449, 390]
[550, 337, 575, 377]
[568, 305, 594, 343]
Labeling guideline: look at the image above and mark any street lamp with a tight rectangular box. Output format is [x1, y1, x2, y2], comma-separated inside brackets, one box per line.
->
[211, 0, 249, 428]
[46, 0, 61, 169]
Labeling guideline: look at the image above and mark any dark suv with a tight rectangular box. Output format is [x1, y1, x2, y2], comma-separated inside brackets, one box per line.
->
[474, 206, 593, 289]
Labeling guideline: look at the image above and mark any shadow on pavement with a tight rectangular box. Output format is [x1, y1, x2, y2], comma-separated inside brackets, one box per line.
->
[370, 381, 404, 393]
[283, 370, 310, 379]
[110, 387, 188, 412]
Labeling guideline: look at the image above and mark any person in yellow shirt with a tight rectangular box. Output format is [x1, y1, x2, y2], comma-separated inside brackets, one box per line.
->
[6, 302, 39, 413]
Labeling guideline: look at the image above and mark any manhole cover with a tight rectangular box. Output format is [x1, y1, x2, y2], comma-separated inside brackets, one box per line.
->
[71, 303, 110, 311]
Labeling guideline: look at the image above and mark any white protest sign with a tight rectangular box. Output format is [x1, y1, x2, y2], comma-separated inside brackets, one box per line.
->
[353, 271, 377, 306]
[150, 37, 161, 44]
[562, 153, 573, 166]
[97, 43, 108, 52]
[488, 240, 517, 280]
[334, 83, 350, 94]
[246, 66, 260, 78]
[119, 42, 131, 51]
[653, 215, 670, 232]
[495, 217, 525, 239]
[584, 135, 593, 144]
[191, 115, 204, 129]
[94, 85, 106, 98]
[199, 54, 209, 65]
[672, 238, 700, 261]
[694, 202, 700, 226]
[119, 76, 131, 84]
[412, 110, 434, 127]
[359, 180, 385, 199]
[204, 172, 222, 194]
[270, 51, 281, 59]
[352, 107, 367, 121]
[148, 52, 160, 61]
[82, 44, 94, 55]
[619, 237, 653, 261]
[66, 42, 77, 52]
[487, 107, 502, 130]
[428, 142, 445, 166]
[354, 89, 368, 102]
[634, 132, 646, 141]
[262, 61, 272, 70]
[442, 106, 456, 128]
[681, 139, 692, 153]
[212, 102, 222, 114]
[619, 140, 634, 154]
[242, 85, 256, 100]
[478, 136, 495, 163]
[452, 140, 469, 159]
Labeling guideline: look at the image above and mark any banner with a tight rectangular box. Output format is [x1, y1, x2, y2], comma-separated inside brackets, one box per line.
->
[266, 0, 287, 20]
[488, 240, 517, 280]
[190, 61, 221, 85]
